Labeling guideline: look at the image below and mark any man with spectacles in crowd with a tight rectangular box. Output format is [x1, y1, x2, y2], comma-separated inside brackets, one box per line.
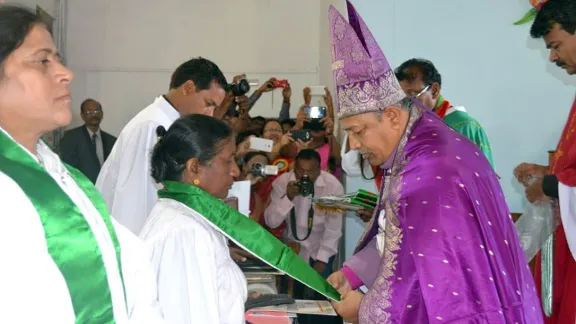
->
[341, 59, 496, 224]
[395, 58, 494, 167]
[59, 98, 116, 183]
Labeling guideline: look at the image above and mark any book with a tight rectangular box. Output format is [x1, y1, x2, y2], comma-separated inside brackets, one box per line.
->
[251, 300, 337, 316]
[313, 189, 378, 211]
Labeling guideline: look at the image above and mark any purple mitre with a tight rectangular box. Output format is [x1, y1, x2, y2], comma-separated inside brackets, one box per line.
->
[328, 1, 406, 118]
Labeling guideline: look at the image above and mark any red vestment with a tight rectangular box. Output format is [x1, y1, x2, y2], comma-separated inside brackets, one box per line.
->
[535, 94, 576, 324]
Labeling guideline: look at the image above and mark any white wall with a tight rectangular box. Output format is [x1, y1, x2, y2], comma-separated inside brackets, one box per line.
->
[66, 0, 339, 135]
[65, 0, 575, 260]
[343, 0, 576, 259]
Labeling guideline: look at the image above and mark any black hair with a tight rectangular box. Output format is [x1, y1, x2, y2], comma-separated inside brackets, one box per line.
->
[0, 5, 45, 76]
[169, 57, 228, 91]
[296, 149, 321, 166]
[242, 151, 270, 167]
[80, 98, 101, 113]
[263, 118, 282, 130]
[530, 0, 576, 38]
[151, 114, 233, 183]
[280, 119, 296, 127]
[236, 130, 258, 146]
[251, 116, 266, 122]
[394, 58, 442, 87]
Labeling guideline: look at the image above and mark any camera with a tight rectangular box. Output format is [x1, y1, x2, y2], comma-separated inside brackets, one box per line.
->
[274, 80, 288, 88]
[229, 78, 250, 97]
[250, 163, 279, 177]
[297, 175, 314, 197]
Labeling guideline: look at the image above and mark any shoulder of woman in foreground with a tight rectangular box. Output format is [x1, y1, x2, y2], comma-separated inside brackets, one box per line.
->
[139, 199, 222, 244]
[0, 171, 32, 209]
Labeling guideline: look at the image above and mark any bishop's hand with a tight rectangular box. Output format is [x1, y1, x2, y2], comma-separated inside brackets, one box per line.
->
[355, 208, 373, 222]
[331, 290, 363, 323]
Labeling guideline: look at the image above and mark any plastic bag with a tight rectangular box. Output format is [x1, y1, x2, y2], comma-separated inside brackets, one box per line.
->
[514, 200, 557, 261]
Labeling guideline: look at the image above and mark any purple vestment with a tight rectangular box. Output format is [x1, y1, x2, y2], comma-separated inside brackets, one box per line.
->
[356, 107, 543, 323]
[328, 2, 543, 323]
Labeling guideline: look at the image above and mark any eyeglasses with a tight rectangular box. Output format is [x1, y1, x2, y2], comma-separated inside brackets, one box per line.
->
[83, 110, 103, 115]
[407, 85, 430, 99]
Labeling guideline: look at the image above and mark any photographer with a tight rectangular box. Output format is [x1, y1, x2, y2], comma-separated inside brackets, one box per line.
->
[282, 87, 342, 178]
[236, 151, 272, 222]
[264, 149, 344, 284]
[224, 74, 292, 134]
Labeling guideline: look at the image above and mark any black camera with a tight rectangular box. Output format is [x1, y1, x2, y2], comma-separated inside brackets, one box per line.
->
[250, 163, 279, 177]
[297, 175, 314, 197]
[228, 78, 250, 97]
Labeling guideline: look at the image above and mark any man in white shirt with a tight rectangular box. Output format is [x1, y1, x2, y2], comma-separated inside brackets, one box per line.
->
[96, 57, 227, 234]
[265, 149, 344, 282]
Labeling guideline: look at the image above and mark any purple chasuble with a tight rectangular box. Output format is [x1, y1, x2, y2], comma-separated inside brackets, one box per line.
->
[354, 107, 543, 323]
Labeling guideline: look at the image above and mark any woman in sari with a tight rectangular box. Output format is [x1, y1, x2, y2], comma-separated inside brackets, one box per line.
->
[140, 114, 247, 324]
[0, 5, 162, 323]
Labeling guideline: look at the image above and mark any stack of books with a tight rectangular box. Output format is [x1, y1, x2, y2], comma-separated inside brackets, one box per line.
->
[313, 189, 378, 212]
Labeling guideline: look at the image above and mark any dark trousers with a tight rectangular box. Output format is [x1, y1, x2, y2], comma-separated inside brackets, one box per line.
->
[294, 257, 343, 324]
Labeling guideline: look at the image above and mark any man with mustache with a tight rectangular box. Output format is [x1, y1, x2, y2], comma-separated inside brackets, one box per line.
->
[326, 2, 542, 323]
[514, 0, 576, 323]
[59, 99, 116, 183]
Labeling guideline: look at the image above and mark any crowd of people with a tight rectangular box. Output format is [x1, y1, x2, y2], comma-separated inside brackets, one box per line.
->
[1, 0, 576, 323]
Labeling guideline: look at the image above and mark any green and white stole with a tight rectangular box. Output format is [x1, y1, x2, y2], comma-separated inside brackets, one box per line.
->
[158, 181, 341, 301]
[0, 130, 125, 323]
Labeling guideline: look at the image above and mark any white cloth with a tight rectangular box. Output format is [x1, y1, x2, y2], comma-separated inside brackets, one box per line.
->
[376, 209, 386, 256]
[340, 133, 373, 177]
[558, 182, 576, 261]
[0, 128, 163, 323]
[264, 171, 344, 263]
[444, 105, 466, 117]
[140, 198, 247, 324]
[96, 96, 180, 234]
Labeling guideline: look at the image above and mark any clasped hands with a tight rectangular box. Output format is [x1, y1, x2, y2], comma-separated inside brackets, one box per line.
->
[327, 270, 363, 323]
[513, 163, 550, 203]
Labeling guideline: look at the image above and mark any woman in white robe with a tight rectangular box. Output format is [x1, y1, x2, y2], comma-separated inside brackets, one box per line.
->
[0, 5, 163, 323]
[140, 114, 247, 324]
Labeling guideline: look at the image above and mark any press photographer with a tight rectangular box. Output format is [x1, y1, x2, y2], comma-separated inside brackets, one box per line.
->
[280, 87, 342, 178]
[223, 74, 292, 135]
[264, 149, 344, 295]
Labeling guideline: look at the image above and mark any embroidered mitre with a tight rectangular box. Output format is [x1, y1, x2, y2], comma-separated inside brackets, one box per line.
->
[329, 1, 406, 118]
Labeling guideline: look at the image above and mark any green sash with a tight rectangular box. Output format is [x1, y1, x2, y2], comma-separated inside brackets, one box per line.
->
[0, 131, 125, 323]
[158, 181, 341, 301]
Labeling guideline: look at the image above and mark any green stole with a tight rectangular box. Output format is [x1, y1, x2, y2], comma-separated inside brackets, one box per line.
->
[0, 130, 125, 323]
[158, 181, 341, 301]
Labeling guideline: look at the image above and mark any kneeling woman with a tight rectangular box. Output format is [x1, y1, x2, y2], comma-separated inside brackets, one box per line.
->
[140, 114, 246, 324]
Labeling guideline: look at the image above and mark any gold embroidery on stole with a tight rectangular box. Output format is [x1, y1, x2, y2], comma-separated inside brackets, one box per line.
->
[357, 107, 423, 323]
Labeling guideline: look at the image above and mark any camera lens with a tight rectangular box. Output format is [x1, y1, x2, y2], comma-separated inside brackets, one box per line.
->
[231, 78, 250, 97]
[297, 175, 314, 197]
[251, 162, 263, 176]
